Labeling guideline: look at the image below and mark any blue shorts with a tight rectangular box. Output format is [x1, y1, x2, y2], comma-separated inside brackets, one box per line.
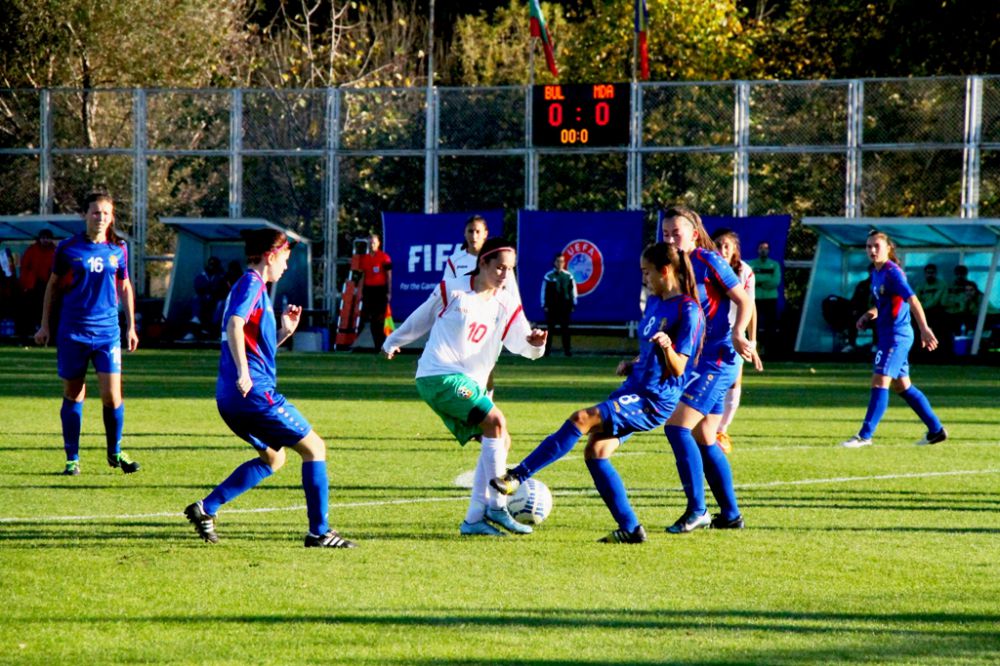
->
[680, 359, 739, 416]
[217, 389, 312, 451]
[596, 387, 675, 444]
[873, 337, 912, 379]
[57, 332, 121, 379]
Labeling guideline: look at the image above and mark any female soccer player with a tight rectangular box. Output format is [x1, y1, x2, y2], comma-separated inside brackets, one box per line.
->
[492, 243, 705, 543]
[383, 237, 547, 537]
[711, 228, 763, 454]
[34, 191, 139, 476]
[661, 206, 755, 533]
[184, 229, 355, 548]
[839, 231, 946, 448]
[443, 214, 489, 279]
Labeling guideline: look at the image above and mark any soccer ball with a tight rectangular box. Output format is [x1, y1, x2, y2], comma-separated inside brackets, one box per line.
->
[507, 478, 553, 525]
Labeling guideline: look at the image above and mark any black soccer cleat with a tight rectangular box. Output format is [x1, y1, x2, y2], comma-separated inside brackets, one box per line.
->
[489, 472, 521, 496]
[184, 501, 219, 544]
[304, 529, 357, 548]
[710, 513, 745, 530]
[915, 428, 948, 446]
[108, 451, 141, 474]
[597, 524, 647, 544]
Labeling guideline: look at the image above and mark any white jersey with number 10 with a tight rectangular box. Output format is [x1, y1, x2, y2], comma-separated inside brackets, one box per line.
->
[384, 274, 542, 388]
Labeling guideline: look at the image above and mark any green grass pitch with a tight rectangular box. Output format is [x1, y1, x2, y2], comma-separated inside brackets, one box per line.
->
[1, 348, 998, 665]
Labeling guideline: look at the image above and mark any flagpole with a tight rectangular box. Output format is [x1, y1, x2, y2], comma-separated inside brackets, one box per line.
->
[631, 27, 638, 84]
[529, 37, 536, 87]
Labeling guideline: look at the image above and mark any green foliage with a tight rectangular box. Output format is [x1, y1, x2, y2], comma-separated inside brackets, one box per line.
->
[0, 0, 250, 88]
[2, 349, 1000, 663]
[454, 0, 755, 85]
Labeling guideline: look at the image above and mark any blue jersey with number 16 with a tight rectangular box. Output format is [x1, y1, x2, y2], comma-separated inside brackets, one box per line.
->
[53, 233, 128, 339]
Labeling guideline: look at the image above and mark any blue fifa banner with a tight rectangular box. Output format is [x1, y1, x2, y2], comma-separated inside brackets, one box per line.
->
[381, 211, 505, 319]
[518, 210, 645, 323]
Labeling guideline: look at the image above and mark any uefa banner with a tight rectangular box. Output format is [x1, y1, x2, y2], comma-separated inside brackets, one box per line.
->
[381, 211, 505, 319]
[517, 210, 645, 323]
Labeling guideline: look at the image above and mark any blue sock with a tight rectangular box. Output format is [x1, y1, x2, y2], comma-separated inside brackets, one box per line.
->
[858, 387, 890, 439]
[700, 444, 741, 521]
[586, 458, 639, 532]
[301, 461, 329, 536]
[202, 458, 274, 516]
[103, 404, 124, 457]
[664, 425, 706, 515]
[514, 421, 583, 479]
[61, 399, 83, 461]
[899, 385, 943, 433]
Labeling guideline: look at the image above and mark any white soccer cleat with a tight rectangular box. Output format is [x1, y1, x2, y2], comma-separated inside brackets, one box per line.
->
[839, 435, 873, 448]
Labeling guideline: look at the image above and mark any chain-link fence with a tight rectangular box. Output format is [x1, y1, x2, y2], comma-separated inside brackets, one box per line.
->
[1, 76, 997, 315]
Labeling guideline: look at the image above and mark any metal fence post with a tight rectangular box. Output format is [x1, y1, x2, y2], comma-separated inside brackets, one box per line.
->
[627, 81, 640, 210]
[424, 86, 438, 213]
[961, 75, 983, 219]
[845, 80, 864, 218]
[229, 89, 243, 218]
[39, 89, 52, 214]
[733, 82, 749, 217]
[132, 88, 148, 296]
[324, 87, 341, 312]
[524, 85, 538, 210]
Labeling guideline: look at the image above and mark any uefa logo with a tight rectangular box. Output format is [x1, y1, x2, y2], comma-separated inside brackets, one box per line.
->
[562, 239, 604, 297]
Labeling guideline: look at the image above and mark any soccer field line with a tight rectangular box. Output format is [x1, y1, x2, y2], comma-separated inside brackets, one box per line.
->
[2, 467, 999, 524]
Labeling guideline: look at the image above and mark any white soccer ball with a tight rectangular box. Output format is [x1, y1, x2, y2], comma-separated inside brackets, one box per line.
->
[507, 478, 553, 525]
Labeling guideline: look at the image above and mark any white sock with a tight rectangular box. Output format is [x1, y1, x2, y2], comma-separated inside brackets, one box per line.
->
[464, 437, 507, 522]
[718, 386, 742, 434]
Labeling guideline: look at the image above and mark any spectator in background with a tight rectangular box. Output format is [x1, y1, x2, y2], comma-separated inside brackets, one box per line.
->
[944, 265, 981, 339]
[18, 229, 58, 336]
[849, 266, 876, 349]
[541, 252, 577, 357]
[748, 241, 781, 354]
[915, 264, 947, 344]
[192, 256, 226, 337]
[0, 241, 17, 326]
[356, 232, 392, 352]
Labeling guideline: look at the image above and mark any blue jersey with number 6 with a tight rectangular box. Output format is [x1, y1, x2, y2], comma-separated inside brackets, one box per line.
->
[53, 233, 128, 339]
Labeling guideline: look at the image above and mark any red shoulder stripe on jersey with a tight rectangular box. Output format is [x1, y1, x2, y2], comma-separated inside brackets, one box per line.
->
[446, 259, 455, 277]
[438, 280, 449, 317]
[243, 276, 268, 359]
[501, 304, 523, 340]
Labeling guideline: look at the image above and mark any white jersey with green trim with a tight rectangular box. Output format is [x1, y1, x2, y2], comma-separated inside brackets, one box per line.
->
[384, 273, 542, 388]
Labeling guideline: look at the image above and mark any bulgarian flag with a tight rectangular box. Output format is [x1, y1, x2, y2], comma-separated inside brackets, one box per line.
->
[529, 0, 559, 78]
[635, 0, 650, 80]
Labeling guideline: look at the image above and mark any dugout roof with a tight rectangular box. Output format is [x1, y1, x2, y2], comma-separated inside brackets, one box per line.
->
[159, 218, 312, 329]
[0, 214, 110, 241]
[798, 218, 1000, 355]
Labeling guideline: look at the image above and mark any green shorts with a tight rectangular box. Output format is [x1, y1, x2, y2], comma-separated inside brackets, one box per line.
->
[415, 374, 495, 445]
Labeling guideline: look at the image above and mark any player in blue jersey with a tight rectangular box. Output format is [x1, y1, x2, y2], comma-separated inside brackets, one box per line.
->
[491, 243, 705, 543]
[839, 231, 946, 448]
[660, 206, 756, 534]
[34, 191, 139, 476]
[184, 228, 356, 548]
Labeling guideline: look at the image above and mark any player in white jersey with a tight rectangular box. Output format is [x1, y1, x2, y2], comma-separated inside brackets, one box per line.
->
[384, 238, 547, 537]
[442, 215, 487, 280]
[711, 229, 763, 454]
[442, 214, 519, 399]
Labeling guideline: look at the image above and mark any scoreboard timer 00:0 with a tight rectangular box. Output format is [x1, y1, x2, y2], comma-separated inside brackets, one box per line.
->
[531, 83, 630, 148]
